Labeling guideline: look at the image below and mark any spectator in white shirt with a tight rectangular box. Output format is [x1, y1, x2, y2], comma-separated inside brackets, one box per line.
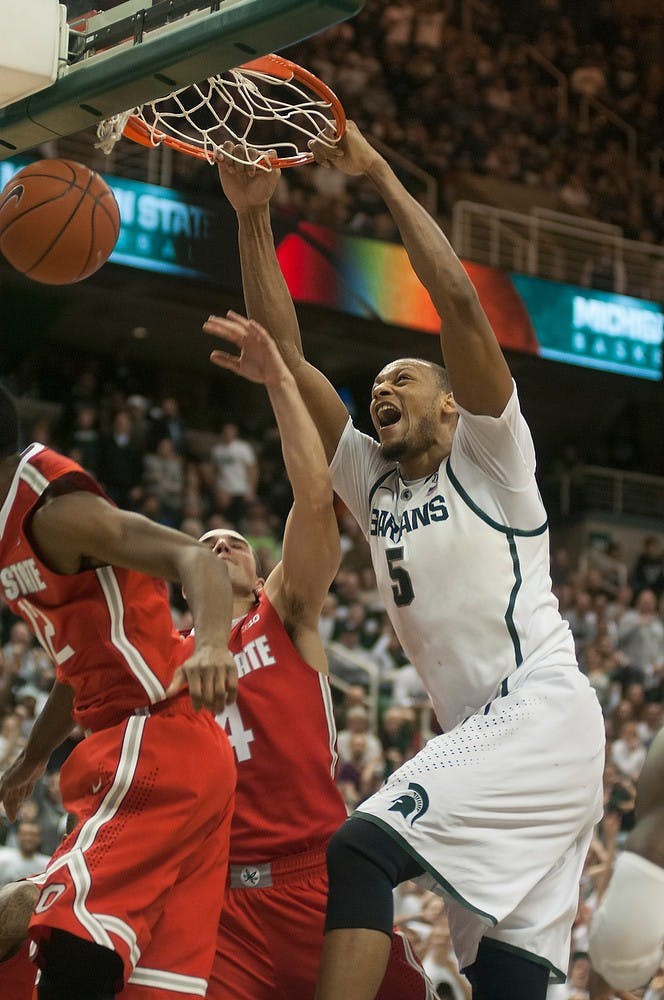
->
[391, 664, 430, 709]
[611, 720, 647, 782]
[0, 821, 50, 887]
[638, 701, 663, 747]
[210, 421, 258, 523]
[617, 589, 664, 690]
[336, 706, 383, 768]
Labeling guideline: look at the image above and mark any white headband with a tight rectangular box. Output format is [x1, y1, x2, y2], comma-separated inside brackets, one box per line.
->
[199, 529, 247, 545]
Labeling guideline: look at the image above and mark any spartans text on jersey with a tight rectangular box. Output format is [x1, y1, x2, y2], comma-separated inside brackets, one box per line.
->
[370, 494, 449, 543]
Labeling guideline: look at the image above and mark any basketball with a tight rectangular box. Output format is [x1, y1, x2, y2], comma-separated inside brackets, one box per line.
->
[0, 159, 120, 285]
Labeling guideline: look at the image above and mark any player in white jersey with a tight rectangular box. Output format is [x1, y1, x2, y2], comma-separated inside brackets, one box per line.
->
[588, 726, 664, 995]
[214, 125, 605, 1000]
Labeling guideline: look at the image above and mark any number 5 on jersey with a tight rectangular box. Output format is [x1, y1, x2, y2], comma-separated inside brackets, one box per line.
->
[217, 702, 255, 762]
[386, 547, 415, 607]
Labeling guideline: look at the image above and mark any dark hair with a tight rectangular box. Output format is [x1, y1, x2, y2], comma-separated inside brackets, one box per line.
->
[0, 384, 19, 459]
[249, 542, 265, 578]
[424, 361, 452, 393]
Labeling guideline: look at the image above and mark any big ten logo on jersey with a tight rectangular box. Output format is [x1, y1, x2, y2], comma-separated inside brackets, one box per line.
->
[370, 495, 449, 544]
[233, 632, 275, 679]
[0, 558, 47, 600]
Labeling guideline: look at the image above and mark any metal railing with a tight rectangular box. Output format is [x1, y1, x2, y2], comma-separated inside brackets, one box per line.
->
[529, 207, 626, 292]
[452, 200, 664, 300]
[459, 0, 492, 33]
[525, 44, 569, 121]
[457, 0, 648, 176]
[324, 645, 437, 746]
[558, 466, 664, 520]
[38, 125, 163, 184]
[44, 125, 439, 213]
[371, 135, 439, 215]
[578, 93, 638, 168]
[324, 641, 380, 733]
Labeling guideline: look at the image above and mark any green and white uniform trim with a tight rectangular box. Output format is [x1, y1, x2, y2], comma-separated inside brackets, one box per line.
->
[330, 383, 605, 980]
[330, 383, 577, 733]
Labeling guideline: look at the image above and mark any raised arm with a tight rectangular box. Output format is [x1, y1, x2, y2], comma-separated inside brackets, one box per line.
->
[216, 144, 348, 462]
[206, 312, 340, 670]
[30, 496, 237, 713]
[311, 122, 513, 417]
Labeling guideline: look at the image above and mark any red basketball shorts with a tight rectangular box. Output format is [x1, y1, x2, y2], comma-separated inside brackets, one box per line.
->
[208, 846, 435, 1000]
[29, 697, 235, 1000]
[0, 941, 37, 1000]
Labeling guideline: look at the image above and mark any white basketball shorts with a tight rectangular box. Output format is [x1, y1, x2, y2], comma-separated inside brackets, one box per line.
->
[355, 662, 605, 981]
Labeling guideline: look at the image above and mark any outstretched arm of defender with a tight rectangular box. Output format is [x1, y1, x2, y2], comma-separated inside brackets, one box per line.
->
[207, 312, 340, 645]
[216, 143, 348, 462]
[310, 122, 513, 417]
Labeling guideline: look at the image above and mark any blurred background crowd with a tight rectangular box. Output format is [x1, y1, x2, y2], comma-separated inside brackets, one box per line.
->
[0, 0, 662, 997]
[174, 0, 663, 249]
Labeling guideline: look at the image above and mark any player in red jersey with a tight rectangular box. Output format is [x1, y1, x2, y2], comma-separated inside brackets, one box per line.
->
[0, 940, 38, 1000]
[0, 383, 237, 1000]
[0, 880, 40, 999]
[202, 311, 435, 1000]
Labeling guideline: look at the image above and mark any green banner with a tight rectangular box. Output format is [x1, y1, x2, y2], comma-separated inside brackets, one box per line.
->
[511, 273, 663, 381]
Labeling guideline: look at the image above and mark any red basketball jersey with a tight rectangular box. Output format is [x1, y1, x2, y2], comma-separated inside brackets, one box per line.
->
[220, 591, 346, 864]
[0, 444, 192, 732]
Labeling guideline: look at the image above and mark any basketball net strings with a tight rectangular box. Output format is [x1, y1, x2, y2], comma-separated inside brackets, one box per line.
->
[96, 68, 340, 168]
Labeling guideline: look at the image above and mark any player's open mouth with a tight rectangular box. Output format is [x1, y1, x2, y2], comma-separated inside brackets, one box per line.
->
[376, 403, 401, 428]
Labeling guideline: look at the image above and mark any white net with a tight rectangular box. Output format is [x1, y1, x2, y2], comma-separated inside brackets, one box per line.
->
[96, 62, 342, 169]
[96, 111, 132, 155]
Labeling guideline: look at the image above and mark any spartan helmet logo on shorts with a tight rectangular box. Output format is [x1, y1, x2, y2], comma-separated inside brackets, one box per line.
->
[388, 782, 430, 826]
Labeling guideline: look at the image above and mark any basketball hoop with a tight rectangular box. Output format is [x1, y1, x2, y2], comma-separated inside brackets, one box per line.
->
[96, 54, 346, 170]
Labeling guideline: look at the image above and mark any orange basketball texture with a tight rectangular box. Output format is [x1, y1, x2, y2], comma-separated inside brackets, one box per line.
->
[0, 159, 120, 284]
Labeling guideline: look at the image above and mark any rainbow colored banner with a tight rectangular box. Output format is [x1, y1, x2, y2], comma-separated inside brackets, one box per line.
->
[276, 222, 538, 354]
[276, 222, 662, 381]
[1, 157, 661, 380]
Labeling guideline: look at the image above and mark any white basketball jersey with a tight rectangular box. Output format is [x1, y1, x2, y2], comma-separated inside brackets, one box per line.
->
[330, 384, 576, 731]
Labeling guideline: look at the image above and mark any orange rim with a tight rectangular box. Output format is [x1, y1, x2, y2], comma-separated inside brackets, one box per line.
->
[123, 53, 346, 169]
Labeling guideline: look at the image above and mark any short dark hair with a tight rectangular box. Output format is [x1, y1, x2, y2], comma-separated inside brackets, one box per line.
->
[249, 542, 265, 579]
[424, 361, 451, 393]
[0, 385, 19, 459]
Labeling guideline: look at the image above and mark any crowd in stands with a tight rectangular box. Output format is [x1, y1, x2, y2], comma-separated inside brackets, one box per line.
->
[1, 355, 663, 999]
[173, 0, 663, 256]
[2, 6, 661, 995]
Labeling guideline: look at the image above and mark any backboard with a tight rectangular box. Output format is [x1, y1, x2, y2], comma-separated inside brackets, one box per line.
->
[0, 0, 364, 159]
